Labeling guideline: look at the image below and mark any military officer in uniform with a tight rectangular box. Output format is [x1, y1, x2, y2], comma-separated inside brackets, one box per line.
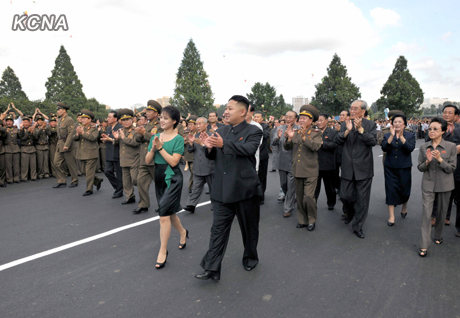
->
[0, 120, 6, 187]
[73, 109, 103, 196]
[47, 116, 58, 178]
[18, 116, 39, 182]
[35, 114, 50, 179]
[97, 119, 108, 172]
[133, 100, 163, 214]
[284, 105, 323, 231]
[53, 102, 79, 188]
[3, 115, 21, 183]
[113, 109, 140, 205]
[184, 115, 198, 193]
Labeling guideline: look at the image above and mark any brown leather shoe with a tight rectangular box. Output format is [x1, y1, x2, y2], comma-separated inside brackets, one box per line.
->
[283, 212, 291, 218]
[431, 217, 436, 226]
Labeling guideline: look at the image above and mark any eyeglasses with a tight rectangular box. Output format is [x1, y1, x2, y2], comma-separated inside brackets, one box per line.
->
[428, 128, 441, 131]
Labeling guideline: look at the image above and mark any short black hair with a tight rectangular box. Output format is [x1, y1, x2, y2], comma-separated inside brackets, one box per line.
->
[280, 119, 286, 124]
[341, 110, 350, 116]
[248, 104, 256, 112]
[430, 117, 447, 132]
[109, 110, 118, 119]
[139, 115, 147, 120]
[391, 114, 407, 126]
[254, 111, 263, 116]
[162, 106, 181, 129]
[208, 111, 218, 117]
[218, 117, 222, 122]
[442, 103, 459, 115]
[319, 113, 329, 120]
[286, 110, 298, 119]
[228, 95, 250, 110]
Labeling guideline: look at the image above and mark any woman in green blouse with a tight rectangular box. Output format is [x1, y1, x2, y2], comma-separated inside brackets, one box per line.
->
[146, 106, 188, 269]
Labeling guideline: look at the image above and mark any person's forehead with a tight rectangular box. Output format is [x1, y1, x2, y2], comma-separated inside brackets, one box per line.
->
[443, 107, 456, 113]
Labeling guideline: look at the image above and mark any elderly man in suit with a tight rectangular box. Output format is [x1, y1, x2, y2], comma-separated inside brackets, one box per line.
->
[335, 100, 377, 239]
[184, 117, 215, 213]
[196, 95, 263, 281]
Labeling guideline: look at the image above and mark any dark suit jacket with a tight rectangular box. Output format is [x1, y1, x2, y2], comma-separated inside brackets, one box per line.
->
[381, 131, 415, 168]
[259, 123, 270, 161]
[205, 120, 263, 204]
[452, 127, 460, 182]
[335, 118, 377, 181]
[188, 131, 215, 176]
[318, 127, 338, 171]
[105, 123, 122, 161]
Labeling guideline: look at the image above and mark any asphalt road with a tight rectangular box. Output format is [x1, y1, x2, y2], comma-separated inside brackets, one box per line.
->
[1, 139, 459, 318]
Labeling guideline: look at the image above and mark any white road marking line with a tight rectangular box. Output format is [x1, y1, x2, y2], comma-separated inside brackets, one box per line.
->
[378, 155, 383, 157]
[0, 201, 211, 272]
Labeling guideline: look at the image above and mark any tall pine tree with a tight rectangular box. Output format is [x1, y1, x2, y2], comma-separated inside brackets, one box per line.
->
[0, 66, 28, 100]
[376, 56, 424, 116]
[45, 45, 87, 115]
[311, 53, 361, 115]
[171, 39, 215, 115]
[246, 82, 292, 119]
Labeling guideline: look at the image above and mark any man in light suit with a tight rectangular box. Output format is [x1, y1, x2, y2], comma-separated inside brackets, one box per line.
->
[335, 100, 377, 239]
[196, 95, 263, 281]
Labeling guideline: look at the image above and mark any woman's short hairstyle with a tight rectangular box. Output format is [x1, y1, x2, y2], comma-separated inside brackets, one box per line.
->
[430, 117, 447, 132]
[391, 114, 407, 126]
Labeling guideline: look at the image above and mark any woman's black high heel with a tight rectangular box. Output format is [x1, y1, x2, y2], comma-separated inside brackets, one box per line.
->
[155, 250, 168, 269]
[179, 229, 189, 250]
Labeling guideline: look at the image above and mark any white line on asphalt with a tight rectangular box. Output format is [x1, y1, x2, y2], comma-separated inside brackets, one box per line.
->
[378, 155, 383, 157]
[0, 201, 211, 272]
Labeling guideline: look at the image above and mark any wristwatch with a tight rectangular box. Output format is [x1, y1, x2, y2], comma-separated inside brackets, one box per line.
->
[358, 127, 364, 134]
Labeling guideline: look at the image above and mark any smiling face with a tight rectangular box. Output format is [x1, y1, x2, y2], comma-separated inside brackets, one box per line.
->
[121, 118, 133, 129]
[160, 111, 176, 130]
[317, 115, 328, 130]
[56, 108, 65, 117]
[225, 100, 247, 126]
[81, 117, 91, 126]
[443, 106, 457, 124]
[188, 122, 196, 131]
[196, 118, 206, 132]
[392, 117, 405, 131]
[253, 113, 263, 124]
[298, 115, 313, 128]
[146, 109, 158, 122]
[349, 101, 364, 119]
[339, 111, 348, 122]
[284, 111, 296, 125]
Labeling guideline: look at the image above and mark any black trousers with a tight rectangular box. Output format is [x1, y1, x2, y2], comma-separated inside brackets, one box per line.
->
[334, 162, 341, 191]
[453, 181, 460, 232]
[340, 177, 373, 232]
[258, 159, 269, 201]
[315, 169, 337, 208]
[104, 160, 123, 196]
[200, 197, 260, 274]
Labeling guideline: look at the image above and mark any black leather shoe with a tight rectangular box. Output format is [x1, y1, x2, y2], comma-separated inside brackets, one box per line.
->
[53, 183, 66, 188]
[354, 230, 365, 239]
[122, 197, 136, 205]
[244, 265, 257, 271]
[328, 206, 334, 210]
[307, 223, 316, 231]
[38, 177, 43, 180]
[260, 201, 265, 205]
[184, 205, 195, 214]
[82, 191, 93, 196]
[96, 179, 103, 191]
[69, 183, 78, 188]
[0, 183, 7, 187]
[14, 180, 20, 183]
[132, 207, 148, 214]
[344, 217, 352, 224]
[195, 271, 220, 281]
[341, 214, 349, 220]
[112, 192, 123, 199]
[387, 222, 395, 227]
[205, 191, 210, 194]
[296, 224, 307, 228]
[401, 212, 407, 219]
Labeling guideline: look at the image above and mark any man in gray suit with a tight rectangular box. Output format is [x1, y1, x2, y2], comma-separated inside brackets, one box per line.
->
[269, 119, 280, 172]
[184, 117, 215, 214]
[271, 110, 299, 218]
[335, 100, 377, 239]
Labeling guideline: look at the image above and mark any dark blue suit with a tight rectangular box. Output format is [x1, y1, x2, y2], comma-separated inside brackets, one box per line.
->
[381, 131, 415, 205]
[200, 120, 263, 274]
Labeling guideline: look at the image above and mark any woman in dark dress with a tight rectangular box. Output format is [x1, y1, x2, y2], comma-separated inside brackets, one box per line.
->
[145, 106, 188, 269]
[381, 113, 416, 226]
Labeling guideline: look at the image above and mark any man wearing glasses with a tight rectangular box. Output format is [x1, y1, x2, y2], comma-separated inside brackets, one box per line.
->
[335, 100, 377, 239]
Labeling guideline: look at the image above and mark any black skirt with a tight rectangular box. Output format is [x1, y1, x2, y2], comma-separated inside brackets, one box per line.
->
[154, 164, 183, 216]
[384, 166, 411, 206]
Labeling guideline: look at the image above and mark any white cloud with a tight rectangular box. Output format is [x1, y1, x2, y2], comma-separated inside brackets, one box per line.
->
[441, 31, 452, 40]
[370, 8, 400, 27]
[390, 41, 422, 54]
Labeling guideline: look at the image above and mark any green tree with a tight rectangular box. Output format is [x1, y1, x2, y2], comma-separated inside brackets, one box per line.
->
[0, 66, 28, 100]
[376, 56, 424, 116]
[311, 53, 361, 115]
[45, 45, 87, 115]
[246, 82, 292, 119]
[170, 39, 215, 116]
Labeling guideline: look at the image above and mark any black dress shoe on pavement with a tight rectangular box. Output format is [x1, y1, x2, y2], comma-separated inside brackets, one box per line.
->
[53, 183, 66, 188]
[387, 222, 395, 227]
[296, 224, 307, 228]
[341, 214, 349, 220]
[344, 217, 352, 224]
[122, 197, 136, 205]
[244, 265, 256, 271]
[155, 207, 159, 213]
[354, 230, 365, 239]
[132, 207, 148, 214]
[328, 206, 334, 210]
[112, 193, 123, 199]
[0, 183, 7, 187]
[97, 179, 103, 191]
[69, 183, 78, 188]
[260, 201, 264, 205]
[14, 181, 20, 183]
[37, 177, 43, 180]
[401, 212, 407, 219]
[7, 181, 13, 184]
[195, 271, 220, 281]
[184, 205, 195, 213]
[82, 191, 93, 196]
[307, 223, 316, 231]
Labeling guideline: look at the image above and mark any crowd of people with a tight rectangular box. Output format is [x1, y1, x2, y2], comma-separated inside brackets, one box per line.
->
[1, 97, 460, 280]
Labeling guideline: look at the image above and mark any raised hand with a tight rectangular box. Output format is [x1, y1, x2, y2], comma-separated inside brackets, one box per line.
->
[119, 129, 125, 139]
[112, 130, 119, 139]
[188, 133, 195, 144]
[209, 132, 224, 148]
[432, 149, 442, 162]
[277, 127, 282, 138]
[200, 132, 213, 149]
[426, 148, 432, 163]
[136, 126, 146, 136]
[390, 124, 395, 136]
[154, 135, 164, 149]
[354, 117, 362, 130]
[76, 126, 83, 135]
[346, 119, 353, 132]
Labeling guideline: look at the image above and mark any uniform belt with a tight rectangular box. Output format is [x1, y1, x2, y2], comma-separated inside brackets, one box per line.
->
[58, 136, 67, 141]
[38, 143, 48, 145]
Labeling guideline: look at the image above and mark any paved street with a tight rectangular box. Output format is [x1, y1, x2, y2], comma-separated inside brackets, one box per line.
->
[1, 139, 459, 318]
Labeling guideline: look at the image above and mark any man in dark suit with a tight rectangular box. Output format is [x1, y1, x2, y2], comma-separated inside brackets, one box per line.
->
[196, 95, 263, 281]
[335, 100, 377, 239]
[100, 110, 123, 198]
[254, 110, 270, 205]
[207, 111, 224, 132]
[315, 113, 338, 210]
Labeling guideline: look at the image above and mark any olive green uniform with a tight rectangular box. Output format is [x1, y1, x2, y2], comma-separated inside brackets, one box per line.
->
[3, 127, 21, 183]
[35, 125, 50, 178]
[18, 127, 39, 181]
[136, 120, 162, 209]
[117, 127, 140, 201]
[74, 126, 103, 192]
[0, 125, 6, 185]
[284, 128, 323, 225]
[55, 114, 79, 185]
[46, 125, 58, 177]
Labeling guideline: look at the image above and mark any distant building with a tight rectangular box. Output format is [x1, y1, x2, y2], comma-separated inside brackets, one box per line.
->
[292, 96, 309, 114]
[157, 96, 170, 107]
[105, 105, 112, 110]
[420, 97, 449, 109]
